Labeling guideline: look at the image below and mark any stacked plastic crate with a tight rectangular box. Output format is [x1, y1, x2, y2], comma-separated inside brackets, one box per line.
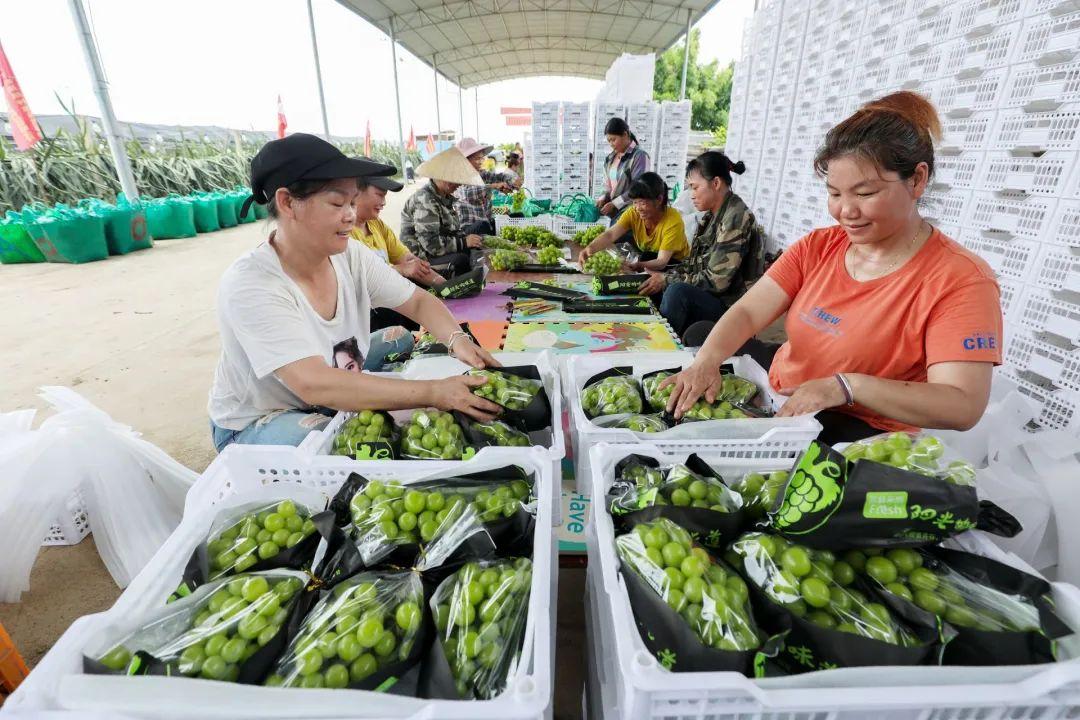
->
[625, 101, 660, 165]
[526, 102, 560, 200]
[723, 19, 753, 165]
[591, 102, 626, 198]
[655, 100, 693, 194]
[557, 102, 591, 198]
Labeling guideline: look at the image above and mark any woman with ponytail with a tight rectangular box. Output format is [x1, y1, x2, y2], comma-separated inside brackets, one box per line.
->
[666, 92, 1002, 444]
[641, 150, 760, 336]
[595, 117, 650, 220]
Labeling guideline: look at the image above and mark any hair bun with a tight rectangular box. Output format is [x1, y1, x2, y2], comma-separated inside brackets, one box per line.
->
[731, 160, 746, 175]
[864, 90, 942, 142]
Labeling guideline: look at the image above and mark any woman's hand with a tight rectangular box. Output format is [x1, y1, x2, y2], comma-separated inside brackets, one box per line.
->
[451, 339, 502, 369]
[579, 245, 595, 263]
[466, 234, 483, 249]
[429, 375, 502, 421]
[627, 260, 643, 272]
[660, 361, 724, 419]
[637, 270, 666, 296]
[775, 376, 847, 417]
[600, 202, 617, 216]
[595, 197, 606, 208]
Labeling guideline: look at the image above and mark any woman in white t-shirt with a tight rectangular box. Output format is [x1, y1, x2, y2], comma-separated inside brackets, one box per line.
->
[209, 133, 501, 451]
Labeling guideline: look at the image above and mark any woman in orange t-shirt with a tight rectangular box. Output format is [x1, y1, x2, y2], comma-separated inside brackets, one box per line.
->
[664, 91, 1002, 444]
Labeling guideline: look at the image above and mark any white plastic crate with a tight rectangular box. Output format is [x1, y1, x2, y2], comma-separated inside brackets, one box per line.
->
[1000, 277, 1023, 319]
[979, 150, 1075, 195]
[42, 488, 91, 546]
[1014, 285, 1080, 343]
[865, 0, 915, 34]
[940, 111, 998, 152]
[935, 67, 1010, 116]
[1049, 199, 1080, 247]
[550, 216, 608, 241]
[770, 218, 801, 251]
[958, 229, 1040, 281]
[999, 364, 1080, 430]
[296, 353, 566, 521]
[584, 441, 1080, 720]
[829, 7, 866, 48]
[565, 352, 822, 493]
[851, 58, 902, 102]
[855, 18, 911, 67]
[495, 214, 553, 233]
[933, 153, 985, 190]
[965, 190, 1058, 239]
[1016, 9, 1080, 65]
[907, 5, 959, 53]
[990, 103, 1080, 151]
[1006, 325, 1080, 394]
[1029, 0, 1080, 13]
[944, 20, 1023, 76]
[955, 0, 1031, 34]
[921, 188, 971, 227]
[1003, 60, 1080, 110]
[8, 446, 556, 720]
[895, 44, 950, 89]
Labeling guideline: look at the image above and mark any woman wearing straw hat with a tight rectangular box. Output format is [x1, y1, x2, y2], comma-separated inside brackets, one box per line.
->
[208, 134, 501, 450]
[454, 137, 520, 237]
[400, 146, 486, 278]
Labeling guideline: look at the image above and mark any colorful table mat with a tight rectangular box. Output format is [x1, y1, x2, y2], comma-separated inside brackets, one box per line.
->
[467, 320, 510, 350]
[501, 320, 681, 353]
[442, 282, 514, 322]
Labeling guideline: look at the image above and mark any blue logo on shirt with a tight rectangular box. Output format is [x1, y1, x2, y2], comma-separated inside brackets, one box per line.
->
[962, 333, 997, 351]
[812, 307, 842, 325]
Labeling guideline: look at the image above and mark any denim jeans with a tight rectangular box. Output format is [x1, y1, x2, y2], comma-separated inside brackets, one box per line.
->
[659, 282, 731, 337]
[210, 327, 415, 452]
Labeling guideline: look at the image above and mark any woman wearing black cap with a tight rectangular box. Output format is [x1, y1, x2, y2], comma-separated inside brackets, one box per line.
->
[208, 133, 501, 451]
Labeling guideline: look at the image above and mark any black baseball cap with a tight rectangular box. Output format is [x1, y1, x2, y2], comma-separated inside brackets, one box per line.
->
[241, 133, 397, 218]
[364, 176, 404, 192]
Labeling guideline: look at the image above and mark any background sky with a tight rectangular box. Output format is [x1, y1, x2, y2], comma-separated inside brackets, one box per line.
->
[5, 0, 754, 144]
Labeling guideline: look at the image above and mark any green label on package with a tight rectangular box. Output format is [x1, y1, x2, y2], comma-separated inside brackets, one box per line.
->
[863, 491, 908, 519]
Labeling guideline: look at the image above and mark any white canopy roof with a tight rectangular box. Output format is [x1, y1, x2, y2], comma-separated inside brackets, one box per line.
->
[336, 0, 719, 88]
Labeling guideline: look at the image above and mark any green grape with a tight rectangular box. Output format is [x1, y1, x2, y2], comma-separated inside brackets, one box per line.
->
[400, 410, 467, 459]
[490, 248, 530, 271]
[333, 411, 394, 457]
[844, 434, 977, 487]
[536, 245, 562, 265]
[468, 369, 542, 410]
[206, 503, 317, 578]
[582, 250, 622, 276]
[581, 375, 642, 417]
[573, 224, 605, 247]
[472, 420, 532, 447]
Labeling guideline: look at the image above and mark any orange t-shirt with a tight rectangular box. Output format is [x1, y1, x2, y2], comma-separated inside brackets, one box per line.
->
[765, 225, 1003, 432]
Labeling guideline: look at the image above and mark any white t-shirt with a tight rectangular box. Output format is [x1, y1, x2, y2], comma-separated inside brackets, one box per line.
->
[208, 238, 416, 430]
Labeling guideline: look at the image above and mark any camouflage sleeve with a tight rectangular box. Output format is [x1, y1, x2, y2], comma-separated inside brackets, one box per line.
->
[402, 198, 463, 258]
[667, 213, 752, 293]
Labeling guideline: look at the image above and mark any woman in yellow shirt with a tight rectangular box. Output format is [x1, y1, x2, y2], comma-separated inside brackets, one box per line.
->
[579, 172, 689, 271]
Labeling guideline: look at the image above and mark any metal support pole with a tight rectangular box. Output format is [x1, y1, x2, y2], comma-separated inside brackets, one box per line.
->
[459, 85, 465, 141]
[389, 18, 408, 177]
[475, 87, 480, 138]
[680, 8, 692, 100]
[306, 0, 331, 139]
[433, 56, 442, 148]
[68, 0, 139, 202]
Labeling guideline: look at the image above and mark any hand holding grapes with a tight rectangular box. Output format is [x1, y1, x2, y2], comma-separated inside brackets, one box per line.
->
[450, 338, 501, 371]
[600, 202, 616, 216]
[466, 234, 483, 249]
[637, 271, 666, 296]
[661, 361, 724, 420]
[430, 375, 502, 422]
[775, 376, 849, 417]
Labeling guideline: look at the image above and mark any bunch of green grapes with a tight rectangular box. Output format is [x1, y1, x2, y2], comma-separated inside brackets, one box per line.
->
[333, 411, 394, 456]
[730, 533, 916, 645]
[498, 226, 521, 243]
[617, 519, 759, 652]
[660, 464, 742, 512]
[514, 226, 559, 248]
[433, 558, 533, 699]
[472, 420, 532, 447]
[850, 548, 1040, 632]
[730, 470, 790, 518]
[572, 225, 605, 247]
[265, 573, 422, 689]
[643, 372, 759, 417]
[583, 250, 621, 276]
[536, 245, 562, 265]
[401, 410, 467, 459]
[842, 433, 975, 486]
[620, 461, 664, 489]
[467, 369, 542, 410]
[482, 235, 517, 250]
[510, 189, 526, 214]
[98, 574, 304, 681]
[604, 414, 668, 433]
[581, 376, 642, 417]
[490, 248, 530, 271]
[207, 501, 317, 578]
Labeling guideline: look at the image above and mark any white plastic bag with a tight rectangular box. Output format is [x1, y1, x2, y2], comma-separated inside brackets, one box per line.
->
[672, 189, 702, 242]
[38, 387, 197, 588]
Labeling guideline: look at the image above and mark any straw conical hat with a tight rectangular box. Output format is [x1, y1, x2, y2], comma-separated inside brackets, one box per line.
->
[417, 148, 484, 185]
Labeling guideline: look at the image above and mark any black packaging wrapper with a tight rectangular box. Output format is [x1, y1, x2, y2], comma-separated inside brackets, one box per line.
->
[467, 364, 553, 432]
[593, 274, 650, 295]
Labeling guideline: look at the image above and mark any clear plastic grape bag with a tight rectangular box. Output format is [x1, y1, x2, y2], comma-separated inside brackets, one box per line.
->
[88, 570, 309, 683]
[421, 557, 533, 699]
[332, 410, 399, 460]
[463, 418, 533, 447]
[400, 410, 472, 460]
[466, 369, 542, 411]
[729, 532, 945, 672]
[840, 432, 976, 487]
[729, 468, 792, 519]
[615, 518, 769, 673]
[608, 454, 747, 550]
[857, 546, 1071, 665]
[264, 569, 426, 690]
[642, 367, 761, 414]
[593, 413, 670, 433]
[581, 368, 643, 419]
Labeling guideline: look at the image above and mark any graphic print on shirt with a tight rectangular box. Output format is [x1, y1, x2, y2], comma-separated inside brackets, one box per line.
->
[797, 306, 844, 337]
[332, 337, 364, 373]
[961, 332, 998, 351]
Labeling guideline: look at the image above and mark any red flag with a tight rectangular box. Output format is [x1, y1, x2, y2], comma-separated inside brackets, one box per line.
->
[425, 133, 436, 154]
[276, 95, 287, 139]
[364, 119, 372, 157]
[0, 41, 42, 150]
[406, 125, 417, 152]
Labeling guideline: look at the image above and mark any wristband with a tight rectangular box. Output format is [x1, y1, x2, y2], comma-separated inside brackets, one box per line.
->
[835, 373, 855, 406]
[446, 331, 468, 356]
